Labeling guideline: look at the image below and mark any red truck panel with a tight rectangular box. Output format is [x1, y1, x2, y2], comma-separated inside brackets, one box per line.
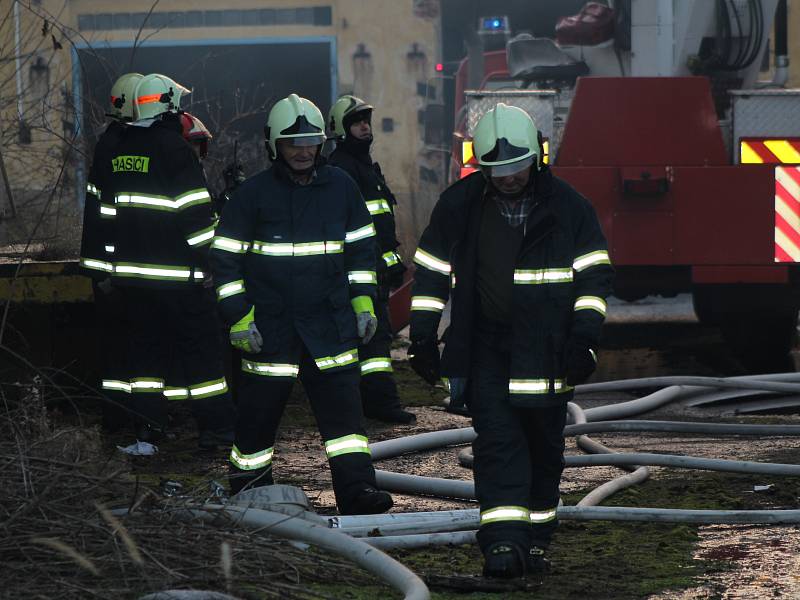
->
[557, 77, 727, 167]
[554, 165, 776, 266]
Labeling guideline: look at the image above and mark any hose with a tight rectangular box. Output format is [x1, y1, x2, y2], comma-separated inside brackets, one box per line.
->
[138, 505, 430, 600]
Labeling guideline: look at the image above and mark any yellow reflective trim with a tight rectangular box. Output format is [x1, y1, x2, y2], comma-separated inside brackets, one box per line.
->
[80, 258, 113, 273]
[163, 387, 189, 400]
[86, 183, 100, 197]
[413, 247, 451, 275]
[573, 251, 611, 272]
[216, 280, 245, 300]
[529, 508, 558, 523]
[316, 349, 359, 370]
[360, 357, 393, 375]
[100, 204, 117, 218]
[366, 199, 392, 215]
[114, 263, 194, 281]
[480, 506, 531, 525]
[382, 251, 400, 267]
[230, 445, 273, 470]
[130, 378, 165, 392]
[509, 379, 572, 394]
[574, 295, 607, 316]
[411, 296, 446, 312]
[211, 236, 251, 253]
[189, 378, 228, 399]
[325, 434, 371, 458]
[187, 225, 215, 247]
[348, 270, 377, 284]
[513, 268, 573, 284]
[345, 223, 376, 243]
[241, 360, 300, 377]
[740, 141, 764, 164]
[765, 140, 800, 164]
[102, 379, 131, 393]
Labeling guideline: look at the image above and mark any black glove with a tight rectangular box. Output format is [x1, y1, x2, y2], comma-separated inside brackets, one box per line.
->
[564, 336, 597, 386]
[408, 338, 440, 385]
[385, 261, 407, 290]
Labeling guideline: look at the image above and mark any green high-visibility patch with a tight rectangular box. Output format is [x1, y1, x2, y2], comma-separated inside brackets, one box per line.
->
[112, 155, 150, 173]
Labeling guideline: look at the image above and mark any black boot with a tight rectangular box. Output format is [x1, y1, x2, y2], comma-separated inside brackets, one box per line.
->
[482, 541, 527, 579]
[229, 467, 273, 496]
[341, 485, 393, 515]
[364, 406, 416, 424]
[134, 421, 164, 443]
[198, 426, 235, 450]
[527, 546, 551, 573]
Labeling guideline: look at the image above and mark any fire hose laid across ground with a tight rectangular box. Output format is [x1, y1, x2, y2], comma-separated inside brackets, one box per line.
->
[130, 373, 800, 600]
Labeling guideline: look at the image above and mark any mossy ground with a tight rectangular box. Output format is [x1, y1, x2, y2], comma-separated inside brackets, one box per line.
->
[92, 361, 800, 599]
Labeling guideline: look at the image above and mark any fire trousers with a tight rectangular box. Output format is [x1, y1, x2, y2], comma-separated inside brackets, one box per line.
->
[469, 328, 568, 552]
[229, 342, 377, 513]
[93, 281, 129, 431]
[358, 296, 402, 415]
[121, 285, 235, 433]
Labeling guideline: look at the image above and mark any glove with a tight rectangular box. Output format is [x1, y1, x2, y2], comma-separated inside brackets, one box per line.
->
[564, 336, 597, 386]
[384, 260, 407, 290]
[229, 307, 263, 353]
[407, 338, 440, 385]
[352, 296, 377, 345]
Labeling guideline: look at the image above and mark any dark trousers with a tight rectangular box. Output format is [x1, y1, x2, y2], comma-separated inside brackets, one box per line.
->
[123, 285, 235, 432]
[358, 297, 402, 415]
[93, 281, 129, 431]
[469, 328, 568, 551]
[231, 345, 377, 512]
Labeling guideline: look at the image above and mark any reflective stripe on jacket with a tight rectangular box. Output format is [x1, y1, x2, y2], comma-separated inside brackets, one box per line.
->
[210, 163, 377, 370]
[409, 168, 614, 407]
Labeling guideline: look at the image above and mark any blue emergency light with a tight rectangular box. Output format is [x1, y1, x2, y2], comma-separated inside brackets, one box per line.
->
[480, 16, 508, 32]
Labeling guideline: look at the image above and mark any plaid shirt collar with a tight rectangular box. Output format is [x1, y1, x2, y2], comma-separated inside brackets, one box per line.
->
[491, 192, 536, 227]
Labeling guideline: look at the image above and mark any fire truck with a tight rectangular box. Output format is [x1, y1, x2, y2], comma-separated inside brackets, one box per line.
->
[447, 0, 800, 372]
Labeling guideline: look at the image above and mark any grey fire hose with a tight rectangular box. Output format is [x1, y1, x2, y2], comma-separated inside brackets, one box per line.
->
[120, 503, 429, 600]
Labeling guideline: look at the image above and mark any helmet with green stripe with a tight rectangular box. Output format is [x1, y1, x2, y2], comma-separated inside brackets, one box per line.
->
[328, 94, 373, 139]
[265, 94, 326, 160]
[473, 103, 541, 177]
[109, 73, 143, 121]
[133, 73, 190, 121]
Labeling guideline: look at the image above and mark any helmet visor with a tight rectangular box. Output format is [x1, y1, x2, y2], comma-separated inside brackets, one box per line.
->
[286, 135, 325, 147]
[281, 114, 324, 136]
[486, 156, 535, 178]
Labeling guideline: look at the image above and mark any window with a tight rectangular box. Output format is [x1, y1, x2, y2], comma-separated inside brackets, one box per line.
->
[77, 7, 332, 30]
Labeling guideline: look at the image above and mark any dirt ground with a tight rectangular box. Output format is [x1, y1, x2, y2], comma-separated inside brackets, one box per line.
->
[93, 303, 800, 599]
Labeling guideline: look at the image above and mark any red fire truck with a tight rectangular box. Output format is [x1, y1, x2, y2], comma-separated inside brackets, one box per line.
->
[447, 0, 800, 372]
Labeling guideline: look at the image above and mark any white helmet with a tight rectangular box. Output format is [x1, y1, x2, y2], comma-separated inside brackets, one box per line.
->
[133, 73, 190, 120]
[473, 103, 541, 176]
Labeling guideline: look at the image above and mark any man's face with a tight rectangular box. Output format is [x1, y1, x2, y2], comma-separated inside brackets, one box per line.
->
[491, 165, 532, 196]
[348, 116, 372, 140]
[277, 139, 318, 171]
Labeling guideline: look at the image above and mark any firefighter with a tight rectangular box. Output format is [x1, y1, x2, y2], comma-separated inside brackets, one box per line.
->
[107, 73, 235, 448]
[408, 104, 613, 577]
[180, 112, 212, 161]
[327, 95, 414, 425]
[79, 72, 141, 431]
[210, 93, 393, 515]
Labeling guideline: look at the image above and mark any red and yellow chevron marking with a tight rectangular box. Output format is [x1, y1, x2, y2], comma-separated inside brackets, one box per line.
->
[741, 139, 800, 164]
[775, 166, 800, 262]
